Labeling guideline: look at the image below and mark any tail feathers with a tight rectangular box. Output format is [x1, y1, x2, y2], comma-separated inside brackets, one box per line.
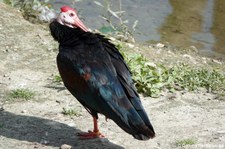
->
[131, 123, 155, 140]
[126, 109, 155, 140]
[102, 96, 155, 140]
[128, 116, 155, 140]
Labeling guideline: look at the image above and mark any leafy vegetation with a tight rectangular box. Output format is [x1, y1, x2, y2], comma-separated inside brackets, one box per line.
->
[175, 138, 197, 147]
[3, 0, 12, 5]
[124, 53, 168, 97]
[118, 44, 225, 97]
[94, 0, 138, 41]
[168, 64, 225, 92]
[9, 88, 35, 100]
[53, 75, 62, 83]
[62, 107, 81, 117]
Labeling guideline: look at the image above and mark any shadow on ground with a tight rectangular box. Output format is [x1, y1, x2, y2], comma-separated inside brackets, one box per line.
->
[0, 111, 124, 149]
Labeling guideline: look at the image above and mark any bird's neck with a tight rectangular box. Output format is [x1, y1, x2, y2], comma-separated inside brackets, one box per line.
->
[49, 20, 86, 46]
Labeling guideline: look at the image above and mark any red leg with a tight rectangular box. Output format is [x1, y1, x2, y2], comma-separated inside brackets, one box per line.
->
[77, 117, 105, 139]
[93, 117, 99, 133]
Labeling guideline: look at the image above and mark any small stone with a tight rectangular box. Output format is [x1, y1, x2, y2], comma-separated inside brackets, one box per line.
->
[56, 100, 61, 103]
[3, 74, 9, 77]
[21, 110, 27, 113]
[126, 43, 135, 48]
[60, 144, 72, 149]
[67, 123, 75, 127]
[3, 49, 9, 53]
[189, 46, 198, 53]
[156, 43, 165, 48]
[33, 143, 40, 148]
[212, 59, 222, 64]
[0, 106, 4, 111]
[108, 37, 116, 41]
[183, 54, 192, 59]
[167, 93, 176, 100]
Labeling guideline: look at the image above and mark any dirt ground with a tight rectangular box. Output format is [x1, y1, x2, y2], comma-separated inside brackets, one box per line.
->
[0, 3, 225, 149]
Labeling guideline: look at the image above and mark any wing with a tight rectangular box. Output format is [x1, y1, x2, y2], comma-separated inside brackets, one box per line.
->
[97, 35, 155, 139]
[57, 32, 155, 140]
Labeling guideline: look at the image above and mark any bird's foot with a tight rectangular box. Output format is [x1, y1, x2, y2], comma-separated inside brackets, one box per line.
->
[77, 130, 105, 139]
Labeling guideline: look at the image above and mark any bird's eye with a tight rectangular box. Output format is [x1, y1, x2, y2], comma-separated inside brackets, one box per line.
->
[69, 13, 74, 17]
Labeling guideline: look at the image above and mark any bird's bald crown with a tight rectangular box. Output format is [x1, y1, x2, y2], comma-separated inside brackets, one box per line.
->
[61, 6, 77, 13]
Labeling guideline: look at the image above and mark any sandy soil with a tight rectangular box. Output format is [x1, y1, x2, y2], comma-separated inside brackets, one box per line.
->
[0, 3, 225, 149]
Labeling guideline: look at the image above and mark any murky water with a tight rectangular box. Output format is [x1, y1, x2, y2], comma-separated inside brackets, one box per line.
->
[50, 0, 225, 57]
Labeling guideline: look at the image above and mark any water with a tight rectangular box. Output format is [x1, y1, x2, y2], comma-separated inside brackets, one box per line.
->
[50, 0, 225, 57]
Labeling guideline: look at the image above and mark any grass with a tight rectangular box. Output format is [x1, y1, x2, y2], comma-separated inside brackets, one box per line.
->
[3, 0, 12, 5]
[168, 64, 225, 91]
[53, 75, 62, 83]
[118, 44, 225, 97]
[9, 88, 35, 100]
[62, 107, 81, 117]
[175, 138, 197, 147]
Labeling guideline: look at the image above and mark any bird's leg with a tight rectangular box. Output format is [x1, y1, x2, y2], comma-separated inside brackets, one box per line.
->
[77, 117, 105, 139]
[93, 117, 99, 133]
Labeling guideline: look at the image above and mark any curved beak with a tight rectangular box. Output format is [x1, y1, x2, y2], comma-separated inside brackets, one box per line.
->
[74, 17, 88, 32]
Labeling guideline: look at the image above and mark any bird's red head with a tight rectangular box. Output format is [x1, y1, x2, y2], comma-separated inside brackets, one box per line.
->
[57, 6, 88, 32]
[60, 6, 77, 13]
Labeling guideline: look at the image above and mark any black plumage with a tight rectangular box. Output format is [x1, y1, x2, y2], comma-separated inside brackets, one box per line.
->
[49, 20, 155, 140]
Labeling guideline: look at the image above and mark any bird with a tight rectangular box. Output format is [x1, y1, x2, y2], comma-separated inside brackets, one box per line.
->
[49, 6, 155, 140]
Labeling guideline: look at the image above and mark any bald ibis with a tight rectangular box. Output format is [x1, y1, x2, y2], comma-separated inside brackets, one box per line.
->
[49, 6, 155, 140]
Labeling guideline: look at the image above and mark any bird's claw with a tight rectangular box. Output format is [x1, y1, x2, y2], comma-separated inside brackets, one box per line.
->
[77, 130, 105, 139]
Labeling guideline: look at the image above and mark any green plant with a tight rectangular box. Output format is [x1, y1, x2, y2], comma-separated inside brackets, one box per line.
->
[62, 107, 81, 117]
[126, 53, 168, 97]
[53, 75, 62, 83]
[168, 64, 225, 92]
[94, 0, 138, 40]
[9, 88, 35, 100]
[117, 44, 225, 97]
[175, 138, 197, 147]
[3, 0, 13, 6]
